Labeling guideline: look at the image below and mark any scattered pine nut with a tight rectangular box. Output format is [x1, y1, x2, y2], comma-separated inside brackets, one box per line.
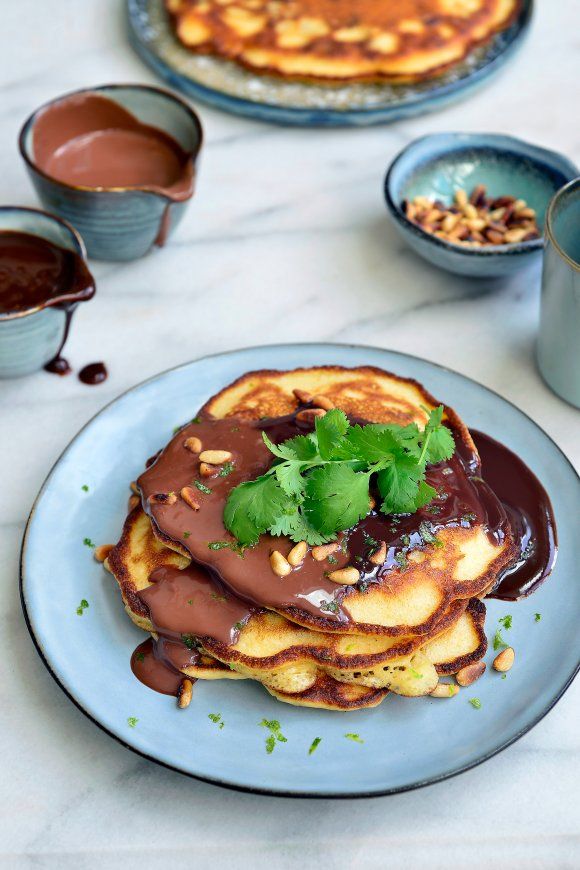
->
[456, 660, 486, 687]
[199, 449, 232, 465]
[293, 388, 313, 404]
[287, 541, 308, 567]
[148, 491, 177, 506]
[430, 682, 460, 698]
[270, 550, 292, 577]
[184, 436, 202, 453]
[369, 541, 387, 566]
[493, 647, 515, 672]
[128, 494, 140, 511]
[199, 462, 218, 477]
[296, 408, 326, 424]
[327, 567, 360, 585]
[181, 486, 200, 510]
[311, 394, 335, 410]
[177, 678, 193, 709]
[130, 481, 139, 494]
[312, 542, 340, 561]
[94, 544, 113, 563]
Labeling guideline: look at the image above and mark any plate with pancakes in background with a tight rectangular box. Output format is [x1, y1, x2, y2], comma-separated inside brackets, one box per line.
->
[20, 344, 579, 796]
[127, 0, 532, 125]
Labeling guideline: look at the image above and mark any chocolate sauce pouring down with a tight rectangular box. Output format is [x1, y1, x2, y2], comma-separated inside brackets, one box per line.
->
[131, 411, 557, 695]
[0, 230, 95, 374]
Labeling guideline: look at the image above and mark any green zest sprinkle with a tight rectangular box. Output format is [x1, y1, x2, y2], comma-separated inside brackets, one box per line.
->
[224, 406, 455, 547]
[409, 667, 423, 679]
[194, 480, 212, 494]
[183, 531, 191, 538]
[499, 615, 512, 630]
[493, 628, 508, 651]
[218, 462, 235, 477]
[208, 713, 224, 729]
[76, 599, 89, 616]
[469, 698, 482, 709]
[327, 554, 338, 565]
[233, 621, 245, 632]
[501, 673, 507, 680]
[260, 718, 287, 754]
[535, 613, 542, 622]
[187, 599, 193, 605]
[127, 717, 138, 727]
[394, 551, 408, 569]
[191, 416, 201, 424]
[83, 538, 95, 548]
[81, 484, 89, 492]
[135, 652, 145, 662]
[173, 425, 182, 435]
[344, 733, 364, 744]
[308, 737, 322, 755]
[181, 634, 196, 649]
[210, 592, 227, 602]
[320, 600, 339, 614]
[207, 540, 245, 554]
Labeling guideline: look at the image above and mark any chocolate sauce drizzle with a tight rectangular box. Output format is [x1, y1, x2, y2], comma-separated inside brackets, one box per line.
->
[131, 412, 557, 696]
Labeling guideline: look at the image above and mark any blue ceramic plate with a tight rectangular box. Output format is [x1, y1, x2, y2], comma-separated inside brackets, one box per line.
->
[127, 0, 533, 127]
[21, 344, 579, 797]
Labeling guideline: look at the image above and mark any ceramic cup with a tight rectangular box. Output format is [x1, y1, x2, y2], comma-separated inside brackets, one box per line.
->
[537, 177, 580, 408]
[0, 207, 95, 378]
[19, 84, 203, 261]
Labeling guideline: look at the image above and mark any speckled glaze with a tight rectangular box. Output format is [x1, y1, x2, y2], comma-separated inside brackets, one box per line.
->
[0, 207, 93, 378]
[19, 84, 203, 261]
[384, 133, 577, 278]
[537, 178, 580, 408]
[127, 0, 533, 127]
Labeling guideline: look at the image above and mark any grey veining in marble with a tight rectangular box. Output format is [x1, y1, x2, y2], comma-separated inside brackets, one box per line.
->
[0, 1, 579, 867]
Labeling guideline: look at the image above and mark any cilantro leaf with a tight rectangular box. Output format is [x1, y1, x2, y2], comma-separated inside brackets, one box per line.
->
[224, 475, 287, 546]
[343, 423, 402, 464]
[269, 508, 329, 545]
[274, 461, 305, 499]
[314, 409, 349, 460]
[303, 465, 370, 537]
[263, 431, 318, 461]
[377, 456, 424, 514]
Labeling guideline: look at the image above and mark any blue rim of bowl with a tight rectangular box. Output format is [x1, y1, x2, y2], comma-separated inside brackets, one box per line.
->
[18, 82, 204, 199]
[127, 0, 534, 127]
[0, 204, 92, 322]
[545, 176, 580, 272]
[19, 342, 580, 798]
[384, 133, 578, 258]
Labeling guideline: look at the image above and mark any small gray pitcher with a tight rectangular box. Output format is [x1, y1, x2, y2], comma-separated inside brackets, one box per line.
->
[537, 177, 580, 408]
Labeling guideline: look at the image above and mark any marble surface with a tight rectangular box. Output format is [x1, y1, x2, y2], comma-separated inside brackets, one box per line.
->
[1, 1, 579, 867]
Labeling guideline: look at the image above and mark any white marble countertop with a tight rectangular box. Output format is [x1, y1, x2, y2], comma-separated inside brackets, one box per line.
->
[1, 1, 579, 867]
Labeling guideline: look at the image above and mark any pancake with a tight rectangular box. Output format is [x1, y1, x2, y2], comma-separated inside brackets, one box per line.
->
[166, 0, 520, 84]
[139, 366, 516, 637]
[108, 506, 487, 700]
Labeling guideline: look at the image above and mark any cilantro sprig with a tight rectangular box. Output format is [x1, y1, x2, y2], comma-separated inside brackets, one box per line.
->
[224, 407, 454, 546]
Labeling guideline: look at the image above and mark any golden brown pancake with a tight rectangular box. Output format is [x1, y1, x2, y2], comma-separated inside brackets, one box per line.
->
[166, 0, 520, 84]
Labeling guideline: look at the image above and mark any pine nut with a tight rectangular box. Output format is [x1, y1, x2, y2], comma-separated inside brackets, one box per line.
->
[94, 544, 113, 563]
[311, 394, 335, 411]
[296, 408, 326, 424]
[130, 481, 139, 494]
[456, 660, 486, 687]
[368, 496, 376, 510]
[504, 228, 528, 244]
[312, 542, 340, 561]
[489, 207, 506, 221]
[493, 647, 515, 672]
[327, 567, 360, 585]
[454, 188, 468, 207]
[430, 682, 460, 698]
[270, 550, 292, 577]
[199, 462, 218, 477]
[442, 213, 460, 232]
[177, 678, 193, 709]
[184, 436, 202, 453]
[516, 207, 536, 219]
[463, 203, 478, 220]
[287, 541, 308, 567]
[181, 486, 200, 510]
[293, 388, 312, 404]
[513, 198, 527, 211]
[369, 541, 387, 565]
[148, 491, 177, 506]
[485, 229, 504, 245]
[199, 450, 232, 465]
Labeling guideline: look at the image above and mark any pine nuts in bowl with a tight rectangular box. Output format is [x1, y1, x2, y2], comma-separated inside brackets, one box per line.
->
[384, 133, 577, 278]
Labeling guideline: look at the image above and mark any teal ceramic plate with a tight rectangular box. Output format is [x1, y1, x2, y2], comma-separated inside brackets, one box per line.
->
[21, 344, 579, 797]
[127, 0, 533, 127]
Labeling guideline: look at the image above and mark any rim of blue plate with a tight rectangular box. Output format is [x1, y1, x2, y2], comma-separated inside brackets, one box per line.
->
[384, 133, 579, 259]
[126, 0, 534, 127]
[19, 343, 580, 798]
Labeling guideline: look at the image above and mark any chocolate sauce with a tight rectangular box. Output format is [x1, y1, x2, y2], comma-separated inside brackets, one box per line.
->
[78, 362, 107, 385]
[33, 93, 194, 200]
[0, 230, 95, 376]
[131, 637, 197, 696]
[472, 430, 557, 600]
[137, 413, 514, 630]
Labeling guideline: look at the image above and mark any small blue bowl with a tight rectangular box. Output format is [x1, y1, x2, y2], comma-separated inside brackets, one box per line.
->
[0, 207, 95, 378]
[384, 133, 578, 278]
[19, 84, 203, 262]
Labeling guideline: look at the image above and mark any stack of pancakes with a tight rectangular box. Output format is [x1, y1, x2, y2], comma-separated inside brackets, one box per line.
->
[166, 0, 520, 84]
[107, 366, 516, 711]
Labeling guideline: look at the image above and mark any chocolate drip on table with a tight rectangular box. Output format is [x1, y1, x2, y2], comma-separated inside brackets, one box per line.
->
[78, 362, 107, 385]
[0, 230, 95, 375]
